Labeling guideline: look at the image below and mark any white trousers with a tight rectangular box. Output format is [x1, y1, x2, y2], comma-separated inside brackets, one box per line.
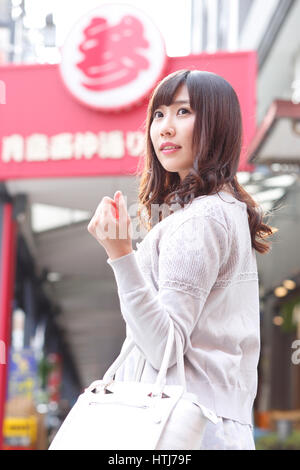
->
[199, 418, 256, 450]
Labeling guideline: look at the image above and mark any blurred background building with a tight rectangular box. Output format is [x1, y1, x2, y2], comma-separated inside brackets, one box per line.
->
[1, 0, 300, 449]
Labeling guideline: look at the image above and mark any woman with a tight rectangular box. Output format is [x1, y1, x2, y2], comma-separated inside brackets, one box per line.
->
[87, 69, 275, 450]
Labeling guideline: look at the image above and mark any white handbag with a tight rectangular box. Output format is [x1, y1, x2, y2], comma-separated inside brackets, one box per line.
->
[49, 319, 220, 450]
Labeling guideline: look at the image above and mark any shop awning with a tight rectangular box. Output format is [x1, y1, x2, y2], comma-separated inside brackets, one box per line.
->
[247, 99, 300, 169]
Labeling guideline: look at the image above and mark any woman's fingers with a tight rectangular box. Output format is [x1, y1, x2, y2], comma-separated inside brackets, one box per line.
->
[87, 192, 133, 258]
[114, 191, 127, 225]
[88, 192, 132, 243]
[88, 197, 115, 239]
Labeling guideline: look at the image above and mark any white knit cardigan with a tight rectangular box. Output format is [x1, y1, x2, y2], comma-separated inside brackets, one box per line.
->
[106, 191, 260, 425]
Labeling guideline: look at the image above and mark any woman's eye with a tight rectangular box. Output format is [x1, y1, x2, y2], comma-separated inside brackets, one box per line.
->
[153, 108, 190, 119]
[178, 108, 190, 115]
[153, 110, 163, 118]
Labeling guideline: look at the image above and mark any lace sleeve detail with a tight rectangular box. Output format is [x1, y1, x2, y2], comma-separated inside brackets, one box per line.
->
[159, 279, 209, 299]
[159, 214, 228, 300]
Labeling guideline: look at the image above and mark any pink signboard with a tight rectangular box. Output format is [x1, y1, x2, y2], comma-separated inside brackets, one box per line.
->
[0, 6, 257, 179]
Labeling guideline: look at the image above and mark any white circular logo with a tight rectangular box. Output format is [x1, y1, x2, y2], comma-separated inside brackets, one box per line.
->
[59, 3, 167, 112]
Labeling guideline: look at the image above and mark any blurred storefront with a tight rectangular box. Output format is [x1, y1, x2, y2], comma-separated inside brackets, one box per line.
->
[244, 0, 300, 447]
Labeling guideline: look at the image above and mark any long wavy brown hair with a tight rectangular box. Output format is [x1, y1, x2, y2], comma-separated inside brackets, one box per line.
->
[135, 69, 276, 254]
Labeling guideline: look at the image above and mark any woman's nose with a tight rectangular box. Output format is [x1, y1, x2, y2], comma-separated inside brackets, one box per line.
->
[160, 124, 175, 137]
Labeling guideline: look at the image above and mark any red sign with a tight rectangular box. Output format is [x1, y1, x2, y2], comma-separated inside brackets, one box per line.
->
[0, 51, 257, 180]
[47, 353, 62, 403]
[59, 4, 167, 112]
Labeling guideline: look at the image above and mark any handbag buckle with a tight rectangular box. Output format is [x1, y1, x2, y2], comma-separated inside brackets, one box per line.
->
[89, 380, 114, 394]
[103, 381, 114, 394]
[147, 392, 169, 399]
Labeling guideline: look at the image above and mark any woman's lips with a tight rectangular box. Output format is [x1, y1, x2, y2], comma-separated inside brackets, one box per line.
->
[161, 147, 181, 155]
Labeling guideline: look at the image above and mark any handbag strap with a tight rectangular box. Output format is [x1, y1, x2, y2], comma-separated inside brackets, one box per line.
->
[134, 353, 146, 382]
[102, 318, 187, 395]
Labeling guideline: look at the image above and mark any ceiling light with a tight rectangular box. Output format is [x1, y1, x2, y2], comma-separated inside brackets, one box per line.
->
[274, 286, 288, 297]
[251, 172, 266, 181]
[254, 188, 285, 203]
[31, 203, 91, 233]
[237, 172, 251, 185]
[273, 316, 284, 326]
[271, 164, 282, 172]
[283, 279, 296, 290]
[243, 184, 260, 194]
[47, 272, 62, 282]
[260, 201, 274, 212]
[264, 174, 297, 188]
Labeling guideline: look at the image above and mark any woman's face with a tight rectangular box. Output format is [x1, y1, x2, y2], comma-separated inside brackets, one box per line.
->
[150, 84, 196, 182]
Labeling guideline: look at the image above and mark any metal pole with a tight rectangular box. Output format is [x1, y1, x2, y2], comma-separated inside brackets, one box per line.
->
[228, 0, 239, 51]
[0, 203, 17, 450]
[206, 0, 218, 53]
[191, 0, 204, 54]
